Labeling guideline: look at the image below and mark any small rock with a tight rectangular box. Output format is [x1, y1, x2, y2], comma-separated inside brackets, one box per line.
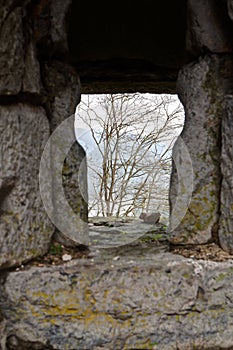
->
[62, 254, 72, 262]
[139, 212, 161, 224]
[113, 256, 120, 261]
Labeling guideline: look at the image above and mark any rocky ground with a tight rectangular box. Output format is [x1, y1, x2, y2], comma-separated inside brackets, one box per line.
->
[19, 217, 232, 270]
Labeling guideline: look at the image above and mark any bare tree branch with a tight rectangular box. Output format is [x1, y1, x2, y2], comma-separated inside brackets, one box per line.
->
[76, 93, 184, 217]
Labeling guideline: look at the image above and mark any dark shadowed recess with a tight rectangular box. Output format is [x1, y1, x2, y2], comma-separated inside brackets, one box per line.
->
[67, 0, 187, 94]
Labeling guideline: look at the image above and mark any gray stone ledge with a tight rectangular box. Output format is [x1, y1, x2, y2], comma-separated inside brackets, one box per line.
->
[0, 252, 233, 349]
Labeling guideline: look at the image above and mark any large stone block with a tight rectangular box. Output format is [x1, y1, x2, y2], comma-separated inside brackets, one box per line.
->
[42, 61, 88, 247]
[0, 104, 54, 268]
[22, 41, 41, 94]
[0, 254, 233, 349]
[169, 55, 233, 245]
[0, 2, 42, 95]
[42, 61, 81, 130]
[219, 96, 233, 253]
[186, 0, 233, 56]
[0, 7, 25, 94]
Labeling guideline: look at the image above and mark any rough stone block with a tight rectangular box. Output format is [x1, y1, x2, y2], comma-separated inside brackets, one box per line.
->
[0, 7, 24, 94]
[0, 3, 42, 95]
[22, 41, 41, 94]
[169, 55, 225, 245]
[187, 0, 233, 56]
[139, 212, 161, 224]
[42, 61, 81, 130]
[0, 104, 54, 268]
[42, 61, 88, 247]
[219, 96, 233, 253]
[0, 254, 233, 349]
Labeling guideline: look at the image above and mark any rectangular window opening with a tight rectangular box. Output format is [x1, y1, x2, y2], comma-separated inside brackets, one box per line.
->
[75, 93, 184, 247]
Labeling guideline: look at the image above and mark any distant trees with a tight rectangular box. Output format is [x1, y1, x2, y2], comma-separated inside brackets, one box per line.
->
[76, 93, 184, 217]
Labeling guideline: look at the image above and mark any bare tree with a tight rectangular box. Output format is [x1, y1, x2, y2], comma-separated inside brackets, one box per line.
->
[75, 93, 184, 218]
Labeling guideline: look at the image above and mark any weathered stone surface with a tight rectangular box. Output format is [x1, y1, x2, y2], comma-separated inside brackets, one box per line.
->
[0, 104, 54, 268]
[139, 212, 161, 224]
[42, 60, 80, 131]
[219, 96, 233, 253]
[0, 254, 233, 349]
[186, 0, 233, 56]
[88, 218, 168, 249]
[32, 0, 72, 56]
[50, 0, 72, 54]
[39, 115, 89, 247]
[22, 41, 41, 94]
[0, 6, 25, 94]
[169, 55, 233, 245]
[0, 1, 43, 95]
[42, 61, 88, 247]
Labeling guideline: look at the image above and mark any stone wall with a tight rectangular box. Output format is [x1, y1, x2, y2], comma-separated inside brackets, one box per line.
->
[0, 0, 87, 268]
[169, 0, 233, 253]
[169, 54, 233, 247]
[0, 0, 233, 349]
